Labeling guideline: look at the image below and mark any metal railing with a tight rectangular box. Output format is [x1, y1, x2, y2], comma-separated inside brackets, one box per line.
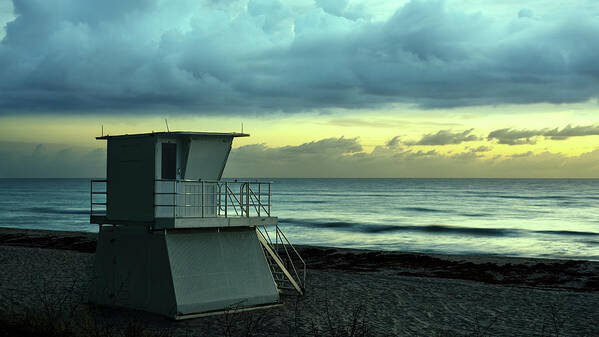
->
[256, 224, 306, 294]
[90, 179, 272, 219]
[90, 179, 107, 217]
[155, 179, 271, 219]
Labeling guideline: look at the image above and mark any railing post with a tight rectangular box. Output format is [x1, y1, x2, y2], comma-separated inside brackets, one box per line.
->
[268, 183, 271, 216]
[257, 183, 261, 217]
[242, 183, 245, 217]
[246, 183, 250, 217]
[90, 180, 93, 217]
[239, 184, 242, 216]
[225, 182, 228, 217]
[218, 183, 221, 216]
[173, 180, 176, 218]
[201, 180, 205, 218]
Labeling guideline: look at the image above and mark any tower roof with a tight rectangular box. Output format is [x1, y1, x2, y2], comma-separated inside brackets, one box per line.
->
[96, 131, 250, 140]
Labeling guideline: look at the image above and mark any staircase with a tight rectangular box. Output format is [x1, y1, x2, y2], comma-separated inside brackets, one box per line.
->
[256, 225, 306, 296]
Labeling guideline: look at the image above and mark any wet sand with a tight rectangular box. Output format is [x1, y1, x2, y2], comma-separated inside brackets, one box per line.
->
[1, 227, 598, 336]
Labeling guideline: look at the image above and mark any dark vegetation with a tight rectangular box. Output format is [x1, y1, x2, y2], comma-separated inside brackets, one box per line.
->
[0, 232, 96, 253]
[300, 247, 599, 292]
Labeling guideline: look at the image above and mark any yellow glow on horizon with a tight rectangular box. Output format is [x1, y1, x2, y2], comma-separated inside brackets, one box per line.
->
[1, 101, 598, 160]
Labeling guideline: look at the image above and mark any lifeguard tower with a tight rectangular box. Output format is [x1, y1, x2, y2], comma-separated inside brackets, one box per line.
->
[89, 131, 305, 319]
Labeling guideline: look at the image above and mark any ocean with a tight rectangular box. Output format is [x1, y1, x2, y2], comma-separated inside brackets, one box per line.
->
[1, 178, 598, 261]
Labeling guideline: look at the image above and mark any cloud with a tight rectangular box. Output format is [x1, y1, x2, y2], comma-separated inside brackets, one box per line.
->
[224, 137, 599, 178]
[0, 141, 105, 177]
[386, 136, 401, 148]
[3, 136, 599, 178]
[405, 128, 479, 145]
[278, 136, 362, 155]
[510, 151, 533, 158]
[228, 136, 364, 177]
[327, 117, 462, 128]
[544, 124, 599, 140]
[328, 118, 405, 128]
[411, 149, 438, 157]
[1, 0, 599, 114]
[469, 145, 492, 152]
[450, 151, 482, 161]
[488, 124, 599, 145]
[487, 128, 541, 145]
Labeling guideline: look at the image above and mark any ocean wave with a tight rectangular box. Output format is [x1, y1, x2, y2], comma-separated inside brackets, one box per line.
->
[279, 218, 518, 237]
[28, 207, 89, 215]
[280, 218, 597, 238]
[400, 207, 451, 213]
[281, 218, 360, 228]
[496, 195, 572, 200]
[558, 201, 579, 207]
[406, 225, 516, 236]
[278, 200, 328, 204]
[459, 213, 492, 217]
[535, 230, 599, 236]
[275, 192, 394, 198]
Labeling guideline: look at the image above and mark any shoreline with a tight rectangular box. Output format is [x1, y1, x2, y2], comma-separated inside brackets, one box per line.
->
[1, 227, 597, 293]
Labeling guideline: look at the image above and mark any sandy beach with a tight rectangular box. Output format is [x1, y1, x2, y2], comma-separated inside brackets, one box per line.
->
[1, 227, 598, 336]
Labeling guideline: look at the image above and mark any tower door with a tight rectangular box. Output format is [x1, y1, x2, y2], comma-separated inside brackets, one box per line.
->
[161, 143, 177, 180]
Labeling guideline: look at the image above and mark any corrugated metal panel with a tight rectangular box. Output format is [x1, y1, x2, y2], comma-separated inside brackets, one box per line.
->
[166, 228, 279, 315]
[90, 227, 279, 318]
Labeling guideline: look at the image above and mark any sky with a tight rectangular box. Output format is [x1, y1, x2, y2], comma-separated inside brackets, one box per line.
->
[1, 0, 599, 178]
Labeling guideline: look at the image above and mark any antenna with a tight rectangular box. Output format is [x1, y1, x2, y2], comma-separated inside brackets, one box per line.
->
[241, 122, 243, 134]
[165, 119, 170, 132]
[101, 124, 104, 137]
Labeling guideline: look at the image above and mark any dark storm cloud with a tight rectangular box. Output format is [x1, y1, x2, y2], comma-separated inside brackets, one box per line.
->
[488, 124, 599, 145]
[1, 0, 599, 114]
[405, 128, 479, 145]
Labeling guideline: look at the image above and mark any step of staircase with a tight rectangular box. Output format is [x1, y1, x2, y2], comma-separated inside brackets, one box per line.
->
[256, 227, 305, 296]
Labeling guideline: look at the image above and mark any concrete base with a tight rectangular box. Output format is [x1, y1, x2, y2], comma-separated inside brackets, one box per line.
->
[89, 225, 280, 319]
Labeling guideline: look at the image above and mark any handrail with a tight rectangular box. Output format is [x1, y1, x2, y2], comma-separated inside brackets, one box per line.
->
[155, 180, 271, 219]
[276, 225, 306, 287]
[256, 229, 304, 295]
[223, 183, 241, 216]
[246, 184, 270, 216]
[256, 224, 306, 295]
[91, 179, 273, 220]
[90, 179, 107, 218]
